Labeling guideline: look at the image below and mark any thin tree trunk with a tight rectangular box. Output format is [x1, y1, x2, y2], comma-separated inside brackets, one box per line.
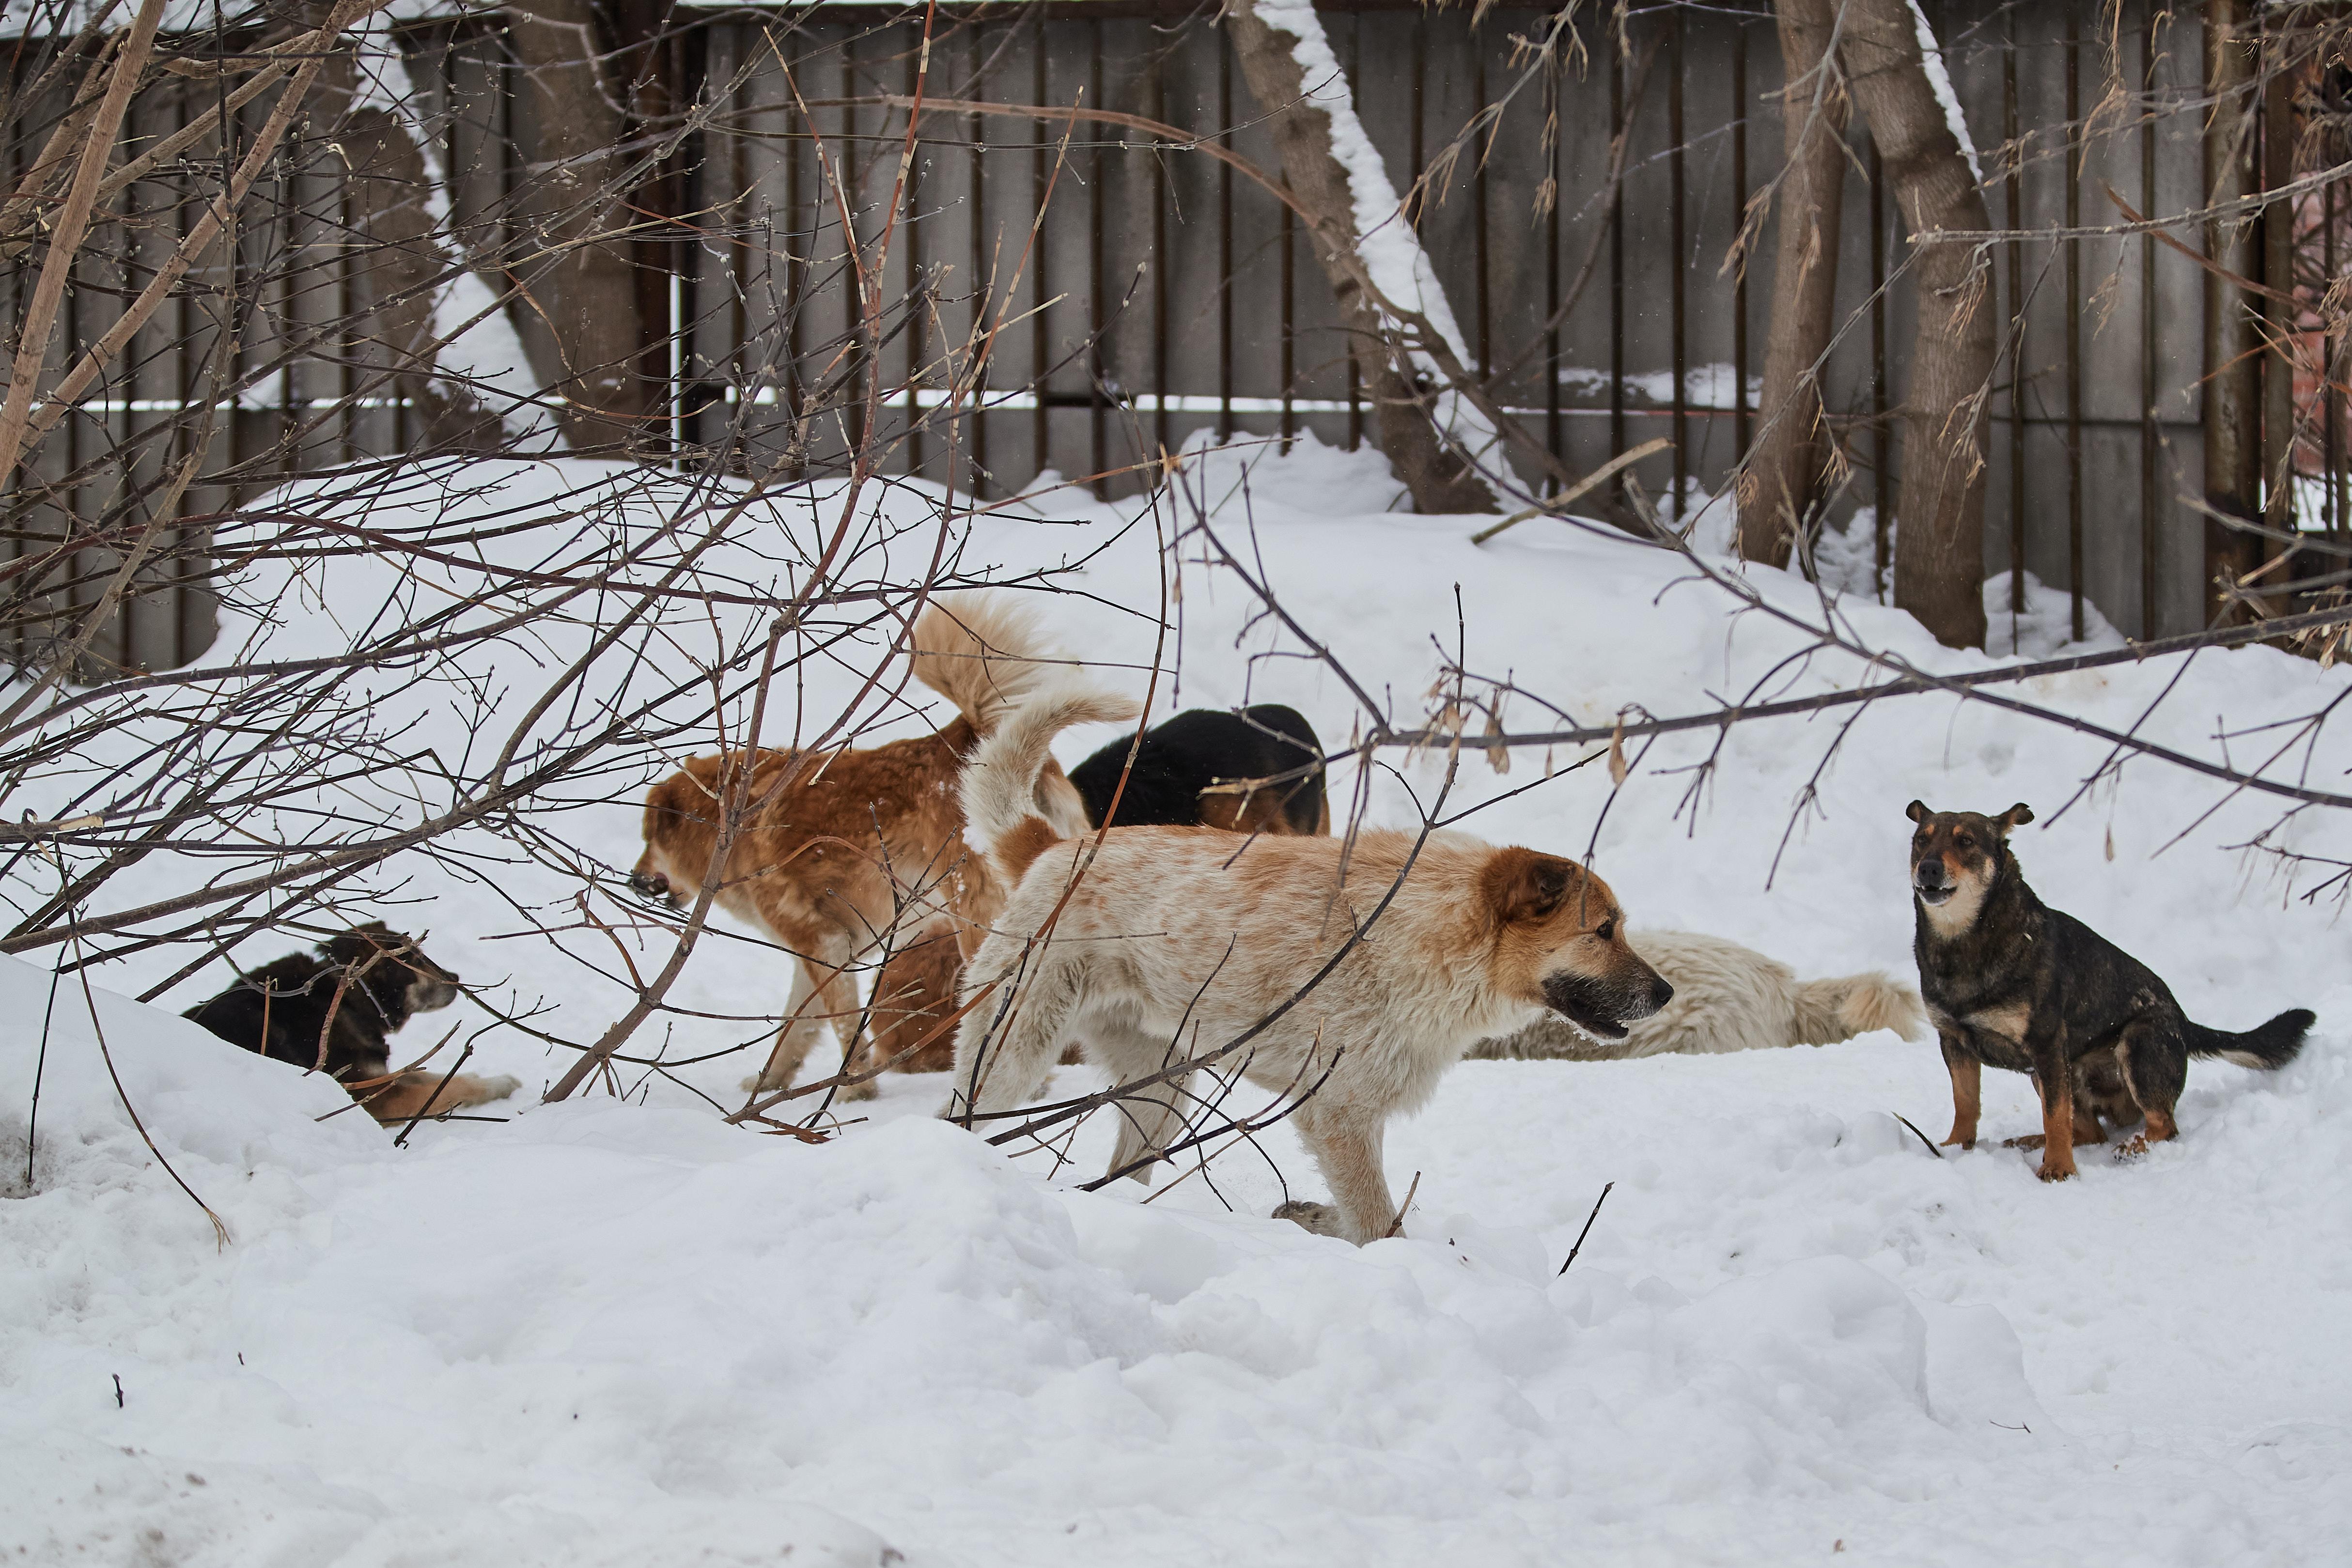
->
[1836, 0, 1993, 649]
[323, 54, 508, 453]
[1738, 0, 1848, 567]
[2203, 0, 2262, 623]
[507, 0, 653, 452]
[1224, 0, 1497, 514]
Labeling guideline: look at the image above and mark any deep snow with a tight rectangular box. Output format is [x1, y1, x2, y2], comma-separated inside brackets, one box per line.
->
[6, 434, 2350, 1565]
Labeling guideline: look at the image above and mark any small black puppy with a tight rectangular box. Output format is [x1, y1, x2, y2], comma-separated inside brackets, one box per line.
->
[1069, 705, 1328, 836]
[1907, 800, 2311, 1180]
[183, 922, 515, 1123]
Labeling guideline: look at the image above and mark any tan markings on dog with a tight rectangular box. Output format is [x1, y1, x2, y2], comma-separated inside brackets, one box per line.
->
[1917, 869, 1991, 937]
[2035, 1069, 2078, 1181]
[1941, 1041, 1981, 1148]
[1964, 1000, 2031, 1050]
[2121, 1104, 2179, 1157]
[363, 1071, 521, 1124]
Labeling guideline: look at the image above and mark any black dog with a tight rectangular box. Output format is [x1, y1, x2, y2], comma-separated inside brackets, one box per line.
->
[1907, 800, 2311, 1180]
[1069, 705, 1328, 836]
[183, 922, 515, 1123]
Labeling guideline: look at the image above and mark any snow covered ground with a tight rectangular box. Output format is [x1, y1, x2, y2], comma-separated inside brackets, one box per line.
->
[7, 434, 2350, 1565]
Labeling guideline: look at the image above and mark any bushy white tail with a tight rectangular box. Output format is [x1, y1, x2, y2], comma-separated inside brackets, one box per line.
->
[909, 592, 1071, 737]
[960, 680, 1139, 881]
[1789, 972, 1927, 1046]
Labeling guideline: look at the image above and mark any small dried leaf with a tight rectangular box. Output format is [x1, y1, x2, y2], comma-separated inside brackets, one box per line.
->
[2104, 823, 2115, 863]
[1607, 719, 1628, 788]
[1483, 710, 1510, 776]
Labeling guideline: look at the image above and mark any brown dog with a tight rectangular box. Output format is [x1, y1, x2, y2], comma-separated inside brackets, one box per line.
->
[945, 680, 1672, 1245]
[629, 594, 1100, 1099]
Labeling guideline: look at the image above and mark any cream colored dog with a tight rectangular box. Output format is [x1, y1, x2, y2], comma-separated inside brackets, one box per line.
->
[944, 681, 1673, 1245]
[1469, 930, 1924, 1061]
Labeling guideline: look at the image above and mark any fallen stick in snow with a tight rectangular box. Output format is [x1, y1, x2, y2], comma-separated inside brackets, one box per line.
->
[1558, 1181, 1614, 1276]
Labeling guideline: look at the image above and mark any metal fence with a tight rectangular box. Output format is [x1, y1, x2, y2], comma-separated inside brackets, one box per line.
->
[8, 0, 2335, 665]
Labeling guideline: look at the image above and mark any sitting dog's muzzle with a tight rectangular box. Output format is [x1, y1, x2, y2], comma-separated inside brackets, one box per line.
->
[1912, 863, 1954, 905]
[628, 867, 675, 903]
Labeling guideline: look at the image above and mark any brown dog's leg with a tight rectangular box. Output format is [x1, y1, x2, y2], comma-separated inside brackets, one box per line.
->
[816, 963, 879, 1102]
[1941, 1039, 1980, 1149]
[2034, 1054, 2077, 1182]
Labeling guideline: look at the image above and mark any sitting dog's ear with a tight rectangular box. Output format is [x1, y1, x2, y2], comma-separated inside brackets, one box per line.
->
[1995, 802, 2034, 834]
[1485, 848, 1576, 925]
[1905, 799, 1931, 824]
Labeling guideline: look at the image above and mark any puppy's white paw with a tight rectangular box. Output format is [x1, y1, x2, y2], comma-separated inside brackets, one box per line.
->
[479, 1074, 521, 1102]
[1272, 1199, 1343, 1238]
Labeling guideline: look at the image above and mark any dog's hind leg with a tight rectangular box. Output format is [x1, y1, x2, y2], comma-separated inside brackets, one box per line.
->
[2115, 1015, 2186, 1156]
[945, 948, 1085, 1122]
[1940, 1038, 1981, 1149]
[1089, 1019, 1199, 1185]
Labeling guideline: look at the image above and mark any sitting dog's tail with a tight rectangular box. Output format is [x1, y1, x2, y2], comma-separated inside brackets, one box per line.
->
[2184, 1008, 2314, 1071]
[960, 678, 1139, 883]
[1788, 971, 1928, 1047]
[910, 592, 1071, 738]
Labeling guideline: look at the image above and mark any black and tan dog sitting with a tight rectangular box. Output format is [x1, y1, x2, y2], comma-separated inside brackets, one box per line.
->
[183, 922, 517, 1123]
[1907, 800, 2311, 1180]
[1069, 704, 1329, 837]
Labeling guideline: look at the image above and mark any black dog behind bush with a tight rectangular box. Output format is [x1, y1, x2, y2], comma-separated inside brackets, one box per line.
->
[1907, 801, 2311, 1181]
[1069, 704, 1328, 836]
[183, 922, 516, 1123]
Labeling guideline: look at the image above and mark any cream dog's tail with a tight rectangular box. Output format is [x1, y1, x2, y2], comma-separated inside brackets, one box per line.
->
[959, 678, 1139, 882]
[1789, 971, 1928, 1046]
[909, 592, 1074, 738]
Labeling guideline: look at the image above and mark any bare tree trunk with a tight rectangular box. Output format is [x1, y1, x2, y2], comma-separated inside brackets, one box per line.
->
[2204, 0, 2263, 624]
[1837, 0, 1993, 649]
[322, 55, 507, 454]
[1224, 0, 1497, 514]
[507, 0, 653, 452]
[1738, 0, 1848, 567]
